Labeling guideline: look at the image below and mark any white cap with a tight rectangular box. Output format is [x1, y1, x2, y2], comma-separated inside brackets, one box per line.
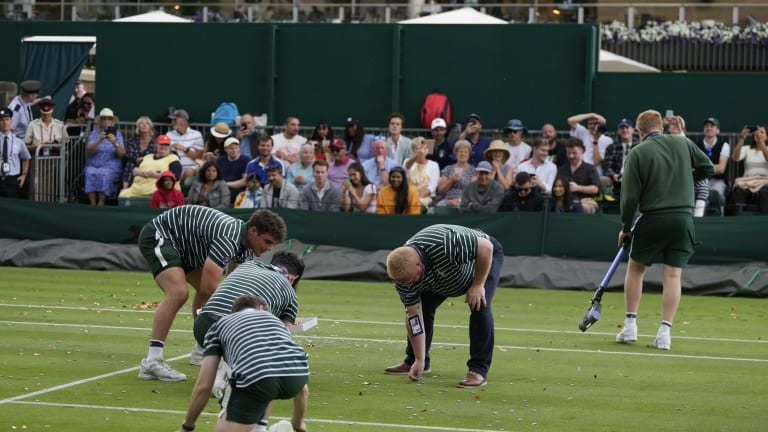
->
[99, 108, 114, 117]
[431, 118, 447, 129]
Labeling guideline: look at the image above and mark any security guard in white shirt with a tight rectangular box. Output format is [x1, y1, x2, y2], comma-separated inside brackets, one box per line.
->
[9, 80, 45, 140]
[0, 107, 31, 198]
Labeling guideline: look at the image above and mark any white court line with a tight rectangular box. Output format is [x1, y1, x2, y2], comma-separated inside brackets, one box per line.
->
[5, 401, 498, 432]
[1, 320, 766, 363]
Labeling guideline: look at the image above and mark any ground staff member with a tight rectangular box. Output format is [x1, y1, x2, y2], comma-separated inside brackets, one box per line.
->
[616, 109, 714, 350]
[0, 107, 31, 198]
[137, 206, 287, 382]
[177, 294, 309, 432]
[384, 224, 504, 388]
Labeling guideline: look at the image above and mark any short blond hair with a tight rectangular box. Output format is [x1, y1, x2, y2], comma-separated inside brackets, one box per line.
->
[453, 139, 472, 156]
[386, 247, 418, 280]
[411, 136, 425, 151]
[635, 110, 663, 136]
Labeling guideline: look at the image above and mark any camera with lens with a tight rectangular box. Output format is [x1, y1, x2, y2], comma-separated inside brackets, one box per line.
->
[748, 125, 757, 133]
[104, 126, 117, 135]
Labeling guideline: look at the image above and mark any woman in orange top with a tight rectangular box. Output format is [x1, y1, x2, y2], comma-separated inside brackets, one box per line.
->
[376, 166, 420, 214]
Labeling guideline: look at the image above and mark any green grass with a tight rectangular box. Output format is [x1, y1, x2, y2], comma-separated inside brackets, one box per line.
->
[1, 266, 766, 432]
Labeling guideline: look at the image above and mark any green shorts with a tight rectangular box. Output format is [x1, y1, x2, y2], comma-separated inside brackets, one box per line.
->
[138, 224, 184, 277]
[193, 312, 219, 347]
[225, 376, 308, 425]
[629, 210, 695, 268]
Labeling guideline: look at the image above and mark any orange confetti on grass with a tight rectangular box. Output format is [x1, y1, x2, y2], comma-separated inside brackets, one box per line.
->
[134, 301, 159, 310]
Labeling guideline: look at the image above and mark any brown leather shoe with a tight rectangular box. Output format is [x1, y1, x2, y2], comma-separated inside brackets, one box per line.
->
[384, 362, 431, 375]
[457, 371, 487, 388]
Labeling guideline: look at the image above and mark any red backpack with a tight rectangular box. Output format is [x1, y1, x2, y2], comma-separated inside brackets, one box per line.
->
[420, 91, 451, 129]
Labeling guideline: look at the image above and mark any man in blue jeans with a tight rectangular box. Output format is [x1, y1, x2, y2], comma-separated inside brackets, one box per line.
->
[384, 224, 504, 388]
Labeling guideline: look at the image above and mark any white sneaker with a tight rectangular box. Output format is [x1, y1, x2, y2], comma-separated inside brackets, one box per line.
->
[616, 324, 638, 343]
[190, 343, 204, 365]
[654, 332, 671, 350]
[267, 420, 293, 432]
[138, 358, 186, 381]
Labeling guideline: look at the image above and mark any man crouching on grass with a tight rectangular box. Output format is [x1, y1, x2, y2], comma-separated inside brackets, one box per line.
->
[384, 224, 504, 388]
[177, 294, 309, 432]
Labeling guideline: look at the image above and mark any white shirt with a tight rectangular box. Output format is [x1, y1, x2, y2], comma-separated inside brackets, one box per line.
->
[570, 123, 613, 175]
[504, 141, 532, 169]
[516, 158, 557, 194]
[734, 146, 768, 177]
[1, 132, 31, 175]
[166, 127, 204, 169]
[271, 133, 307, 165]
[9, 96, 33, 140]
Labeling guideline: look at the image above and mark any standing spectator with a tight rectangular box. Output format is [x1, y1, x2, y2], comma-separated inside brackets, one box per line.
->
[386, 112, 413, 165]
[454, 113, 491, 166]
[483, 140, 514, 190]
[362, 138, 400, 187]
[233, 173, 263, 209]
[261, 164, 300, 209]
[327, 138, 354, 185]
[186, 161, 230, 208]
[217, 137, 249, 203]
[542, 122, 567, 168]
[137, 206, 286, 381]
[166, 109, 204, 183]
[376, 166, 420, 215]
[236, 113, 259, 160]
[121, 116, 157, 189]
[384, 224, 504, 388]
[245, 135, 285, 185]
[286, 142, 315, 192]
[557, 138, 601, 213]
[9, 80, 45, 140]
[616, 109, 714, 350]
[64, 92, 95, 129]
[406, 137, 441, 212]
[459, 161, 504, 213]
[696, 117, 730, 214]
[0, 107, 31, 198]
[548, 175, 583, 213]
[516, 138, 558, 194]
[567, 111, 613, 173]
[299, 160, 342, 212]
[64, 81, 91, 122]
[426, 118, 452, 169]
[149, 170, 186, 209]
[731, 125, 768, 213]
[177, 294, 309, 432]
[602, 118, 638, 199]
[272, 116, 307, 166]
[435, 140, 476, 208]
[341, 162, 377, 213]
[499, 172, 544, 212]
[343, 116, 374, 161]
[503, 119, 531, 170]
[84, 108, 125, 205]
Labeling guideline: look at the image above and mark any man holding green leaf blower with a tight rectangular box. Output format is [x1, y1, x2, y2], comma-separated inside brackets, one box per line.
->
[616, 109, 714, 350]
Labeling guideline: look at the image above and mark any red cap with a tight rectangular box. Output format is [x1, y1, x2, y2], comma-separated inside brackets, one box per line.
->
[157, 134, 171, 145]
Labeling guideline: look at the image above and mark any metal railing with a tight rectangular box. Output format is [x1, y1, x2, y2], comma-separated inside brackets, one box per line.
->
[4, 1, 768, 27]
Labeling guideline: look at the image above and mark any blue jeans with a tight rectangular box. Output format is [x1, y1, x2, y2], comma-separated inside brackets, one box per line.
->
[403, 236, 504, 378]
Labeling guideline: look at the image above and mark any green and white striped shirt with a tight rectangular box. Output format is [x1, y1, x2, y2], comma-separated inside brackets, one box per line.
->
[150, 205, 252, 269]
[201, 260, 298, 324]
[397, 224, 486, 306]
[204, 309, 309, 388]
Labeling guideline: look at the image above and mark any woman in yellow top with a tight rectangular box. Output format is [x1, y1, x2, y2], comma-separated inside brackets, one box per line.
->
[376, 166, 420, 215]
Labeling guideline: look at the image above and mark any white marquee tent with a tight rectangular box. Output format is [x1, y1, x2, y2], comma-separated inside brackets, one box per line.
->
[113, 10, 192, 23]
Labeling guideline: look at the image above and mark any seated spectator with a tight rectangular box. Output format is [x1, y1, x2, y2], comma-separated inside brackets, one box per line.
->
[386, 112, 413, 165]
[261, 164, 300, 209]
[731, 125, 768, 213]
[362, 138, 400, 187]
[186, 161, 230, 208]
[343, 116, 374, 161]
[697, 117, 731, 214]
[235, 112, 259, 160]
[202, 122, 232, 162]
[454, 113, 490, 166]
[342, 162, 377, 213]
[503, 119, 531, 170]
[328, 138, 354, 185]
[118, 134, 182, 200]
[309, 119, 334, 160]
[287, 142, 316, 192]
[166, 109, 204, 183]
[542, 122, 567, 168]
[602, 118, 639, 200]
[120, 116, 157, 189]
[149, 170, 186, 209]
[567, 111, 613, 174]
[272, 115, 307, 166]
[549, 175, 583, 213]
[245, 135, 285, 185]
[233, 173, 263, 209]
[499, 172, 544, 212]
[376, 166, 420, 215]
[299, 160, 342, 212]
[217, 137, 249, 204]
[435, 139, 477, 208]
[557, 138, 601, 214]
[483, 139, 514, 190]
[516, 138, 557, 194]
[460, 161, 505, 213]
[426, 118, 453, 169]
[84, 107, 125, 205]
[406, 137, 440, 212]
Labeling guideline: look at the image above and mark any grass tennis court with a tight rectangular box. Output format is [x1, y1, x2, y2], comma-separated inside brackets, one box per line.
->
[1, 266, 766, 432]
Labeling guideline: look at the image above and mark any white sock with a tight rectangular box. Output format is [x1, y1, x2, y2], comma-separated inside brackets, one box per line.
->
[659, 321, 672, 335]
[625, 313, 637, 326]
[693, 200, 706, 217]
[148, 340, 164, 361]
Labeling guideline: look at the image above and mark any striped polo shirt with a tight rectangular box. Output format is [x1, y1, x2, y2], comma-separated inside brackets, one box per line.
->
[201, 260, 298, 324]
[149, 205, 253, 269]
[204, 309, 309, 388]
[397, 224, 486, 306]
